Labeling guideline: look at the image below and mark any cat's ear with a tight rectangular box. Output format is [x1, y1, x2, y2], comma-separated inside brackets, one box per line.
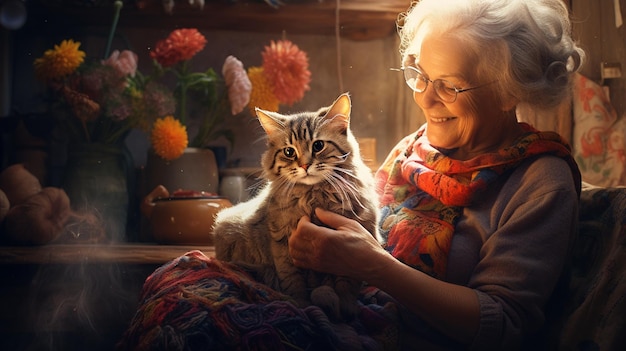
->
[256, 108, 283, 136]
[323, 93, 351, 132]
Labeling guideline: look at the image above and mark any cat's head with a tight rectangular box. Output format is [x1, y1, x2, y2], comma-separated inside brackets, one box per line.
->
[256, 93, 362, 186]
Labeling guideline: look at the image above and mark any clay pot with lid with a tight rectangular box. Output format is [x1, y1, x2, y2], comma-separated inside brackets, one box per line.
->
[141, 185, 231, 245]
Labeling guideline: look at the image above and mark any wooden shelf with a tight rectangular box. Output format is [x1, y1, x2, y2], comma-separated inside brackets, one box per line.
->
[0, 244, 215, 265]
[33, 0, 411, 41]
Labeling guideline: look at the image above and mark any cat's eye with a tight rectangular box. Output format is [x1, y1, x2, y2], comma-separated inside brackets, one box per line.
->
[312, 140, 324, 153]
[283, 147, 296, 158]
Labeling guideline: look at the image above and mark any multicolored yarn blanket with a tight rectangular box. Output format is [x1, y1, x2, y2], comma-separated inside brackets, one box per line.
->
[117, 250, 402, 351]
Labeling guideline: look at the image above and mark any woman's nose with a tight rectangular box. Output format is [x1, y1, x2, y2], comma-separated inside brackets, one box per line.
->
[414, 83, 442, 108]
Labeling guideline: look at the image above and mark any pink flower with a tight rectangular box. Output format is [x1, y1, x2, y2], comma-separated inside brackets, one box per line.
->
[144, 81, 176, 118]
[109, 101, 132, 122]
[76, 64, 125, 104]
[75, 66, 106, 101]
[222, 55, 251, 115]
[103, 50, 138, 78]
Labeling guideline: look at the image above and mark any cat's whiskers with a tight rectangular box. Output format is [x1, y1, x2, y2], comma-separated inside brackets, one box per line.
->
[273, 173, 296, 195]
[333, 152, 351, 163]
[323, 172, 351, 204]
[330, 165, 357, 177]
[330, 169, 371, 220]
[325, 161, 359, 181]
[250, 181, 266, 198]
[327, 169, 359, 193]
[324, 172, 368, 220]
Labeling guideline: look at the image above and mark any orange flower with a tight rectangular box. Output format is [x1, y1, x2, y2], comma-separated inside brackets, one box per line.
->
[61, 85, 101, 123]
[150, 28, 207, 68]
[151, 116, 188, 160]
[247, 66, 280, 114]
[262, 39, 311, 106]
[34, 39, 85, 82]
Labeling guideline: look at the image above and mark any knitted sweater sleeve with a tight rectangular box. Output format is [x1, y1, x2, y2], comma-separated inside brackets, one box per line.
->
[464, 156, 579, 350]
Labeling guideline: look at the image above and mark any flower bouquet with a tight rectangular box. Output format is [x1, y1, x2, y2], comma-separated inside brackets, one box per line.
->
[146, 28, 312, 161]
[33, 4, 175, 146]
[142, 27, 312, 199]
[34, 2, 312, 163]
[30, 1, 177, 241]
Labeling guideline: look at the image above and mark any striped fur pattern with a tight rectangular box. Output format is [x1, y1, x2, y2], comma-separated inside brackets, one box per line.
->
[213, 93, 380, 321]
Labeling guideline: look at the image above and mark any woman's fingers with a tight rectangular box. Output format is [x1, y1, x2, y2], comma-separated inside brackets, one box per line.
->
[289, 215, 316, 267]
[314, 207, 352, 229]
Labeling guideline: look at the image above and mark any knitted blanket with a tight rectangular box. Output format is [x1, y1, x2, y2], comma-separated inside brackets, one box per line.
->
[118, 250, 401, 351]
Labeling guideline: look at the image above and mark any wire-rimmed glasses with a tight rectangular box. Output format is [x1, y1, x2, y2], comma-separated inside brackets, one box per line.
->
[392, 66, 490, 103]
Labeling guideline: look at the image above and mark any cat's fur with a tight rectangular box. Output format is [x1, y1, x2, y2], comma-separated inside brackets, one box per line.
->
[212, 93, 380, 321]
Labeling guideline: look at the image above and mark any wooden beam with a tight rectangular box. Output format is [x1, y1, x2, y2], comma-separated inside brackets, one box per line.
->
[34, 0, 411, 41]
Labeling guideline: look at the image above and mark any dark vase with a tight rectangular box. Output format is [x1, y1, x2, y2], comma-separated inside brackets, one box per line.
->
[62, 143, 133, 242]
[144, 147, 220, 196]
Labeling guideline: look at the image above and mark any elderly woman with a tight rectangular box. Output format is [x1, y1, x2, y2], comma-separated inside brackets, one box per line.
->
[290, 0, 584, 349]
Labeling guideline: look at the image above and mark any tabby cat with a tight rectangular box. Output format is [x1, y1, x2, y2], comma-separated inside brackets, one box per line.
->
[212, 93, 380, 321]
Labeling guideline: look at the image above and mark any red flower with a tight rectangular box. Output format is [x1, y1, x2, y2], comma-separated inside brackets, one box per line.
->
[262, 39, 311, 106]
[150, 28, 207, 68]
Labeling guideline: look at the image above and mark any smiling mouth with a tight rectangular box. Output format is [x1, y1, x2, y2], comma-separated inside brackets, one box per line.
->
[430, 117, 456, 123]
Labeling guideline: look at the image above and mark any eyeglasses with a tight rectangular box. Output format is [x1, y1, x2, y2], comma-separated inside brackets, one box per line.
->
[392, 66, 490, 103]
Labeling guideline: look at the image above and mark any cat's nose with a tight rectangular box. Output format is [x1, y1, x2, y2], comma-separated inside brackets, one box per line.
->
[300, 164, 309, 170]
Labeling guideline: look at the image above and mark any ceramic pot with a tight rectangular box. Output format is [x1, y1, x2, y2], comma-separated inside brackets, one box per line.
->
[141, 185, 232, 245]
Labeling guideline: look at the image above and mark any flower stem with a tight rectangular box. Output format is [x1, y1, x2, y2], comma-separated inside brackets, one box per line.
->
[178, 61, 189, 125]
[179, 83, 188, 126]
[104, 1, 123, 59]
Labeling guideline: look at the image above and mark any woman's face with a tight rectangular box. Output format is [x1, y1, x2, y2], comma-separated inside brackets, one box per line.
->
[411, 34, 519, 159]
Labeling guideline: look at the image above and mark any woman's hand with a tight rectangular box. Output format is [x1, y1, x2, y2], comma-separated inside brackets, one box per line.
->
[288, 207, 389, 281]
[290, 207, 480, 343]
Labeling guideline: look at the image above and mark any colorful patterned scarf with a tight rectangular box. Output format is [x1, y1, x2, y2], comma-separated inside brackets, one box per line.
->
[375, 122, 581, 279]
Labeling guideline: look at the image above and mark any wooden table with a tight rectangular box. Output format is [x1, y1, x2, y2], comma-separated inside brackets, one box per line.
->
[0, 243, 216, 265]
[0, 244, 215, 351]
